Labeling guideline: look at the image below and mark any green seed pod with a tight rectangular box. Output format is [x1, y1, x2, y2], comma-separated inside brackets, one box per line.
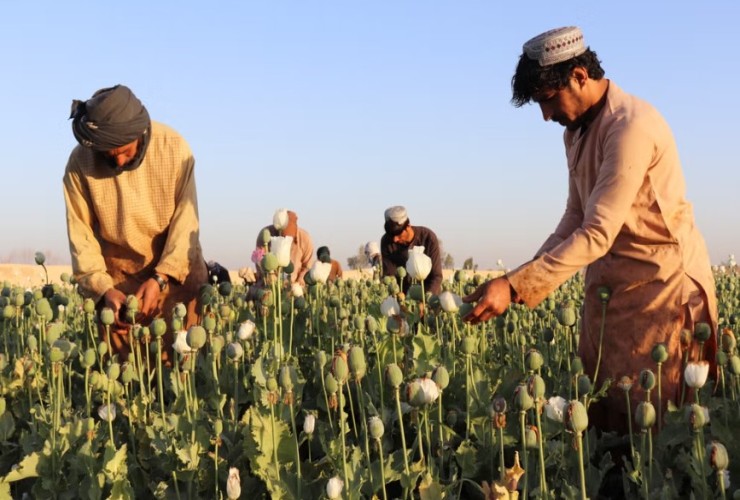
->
[279, 365, 295, 392]
[315, 350, 327, 369]
[3, 305, 15, 320]
[173, 302, 188, 319]
[396, 266, 407, 279]
[454, 270, 466, 283]
[577, 374, 592, 396]
[150, 318, 167, 338]
[635, 401, 656, 430]
[687, 403, 709, 430]
[597, 286, 611, 304]
[261, 253, 279, 273]
[558, 307, 577, 327]
[385, 363, 404, 389]
[121, 363, 135, 384]
[49, 347, 65, 363]
[365, 315, 378, 333]
[717, 351, 728, 367]
[528, 374, 546, 399]
[565, 400, 589, 434]
[259, 289, 274, 308]
[458, 302, 474, 319]
[97, 341, 108, 358]
[100, 308, 115, 326]
[406, 380, 425, 407]
[728, 355, 740, 375]
[331, 353, 349, 383]
[295, 296, 307, 310]
[353, 315, 366, 332]
[107, 363, 120, 381]
[202, 313, 217, 333]
[446, 409, 459, 427]
[27, 335, 38, 353]
[226, 342, 243, 361]
[348, 346, 367, 380]
[721, 329, 737, 353]
[34, 251, 46, 265]
[368, 416, 385, 439]
[542, 327, 555, 343]
[283, 261, 294, 275]
[218, 282, 232, 297]
[694, 322, 712, 342]
[707, 441, 729, 471]
[218, 304, 232, 320]
[525, 349, 544, 372]
[407, 284, 423, 302]
[324, 372, 339, 394]
[432, 365, 449, 390]
[513, 383, 534, 412]
[0, 397, 5, 416]
[260, 228, 272, 246]
[125, 295, 139, 314]
[187, 326, 207, 350]
[46, 323, 65, 346]
[525, 426, 539, 449]
[461, 336, 477, 355]
[266, 376, 278, 392]
[639, 369, 656, 391]
[651, 343, 668, 364]
[679, 328, 693, 348]
[214, 418, 224, 436]
[570, 357, 584, 375]
[14, 293, 25, 307]
[82, 348, 97, 368]
[211, 335, 225, 354]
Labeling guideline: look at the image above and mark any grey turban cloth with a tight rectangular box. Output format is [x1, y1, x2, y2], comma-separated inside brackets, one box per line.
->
[69, 85, 151, 170]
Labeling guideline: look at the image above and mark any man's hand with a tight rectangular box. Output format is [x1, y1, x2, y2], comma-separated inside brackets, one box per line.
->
[135, 278, 162, 318]
[462, 277, 512, 325]
[103, 287, 129, 329]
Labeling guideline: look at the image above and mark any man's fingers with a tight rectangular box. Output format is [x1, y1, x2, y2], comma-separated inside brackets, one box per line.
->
[462, 285, 483, 303]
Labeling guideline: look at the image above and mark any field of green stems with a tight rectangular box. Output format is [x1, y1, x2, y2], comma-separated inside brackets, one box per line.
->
[0, 253, 738, 499]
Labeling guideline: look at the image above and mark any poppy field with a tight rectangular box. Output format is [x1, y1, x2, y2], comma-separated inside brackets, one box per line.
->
[0, 253, 738, 499]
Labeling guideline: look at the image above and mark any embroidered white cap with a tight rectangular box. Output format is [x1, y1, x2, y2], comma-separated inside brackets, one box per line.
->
[523, 26, 586, 66]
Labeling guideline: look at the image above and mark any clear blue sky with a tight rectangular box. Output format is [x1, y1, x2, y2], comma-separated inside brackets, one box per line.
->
[1, 2, 738, 270]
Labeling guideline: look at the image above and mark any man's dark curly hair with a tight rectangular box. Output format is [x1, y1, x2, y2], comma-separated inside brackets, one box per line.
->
[511, 48, 605, 107]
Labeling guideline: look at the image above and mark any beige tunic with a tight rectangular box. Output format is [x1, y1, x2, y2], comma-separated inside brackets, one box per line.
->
[63, 121, 208, 333]
[507, 82, 717, 430]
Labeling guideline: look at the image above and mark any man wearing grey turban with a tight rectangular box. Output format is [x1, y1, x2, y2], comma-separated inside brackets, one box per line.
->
[64, 85, 208, 363]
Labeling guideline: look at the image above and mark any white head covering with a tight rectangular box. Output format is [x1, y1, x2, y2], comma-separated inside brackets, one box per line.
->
[384, 206, 408, 224]
[523, 26, 586, 67]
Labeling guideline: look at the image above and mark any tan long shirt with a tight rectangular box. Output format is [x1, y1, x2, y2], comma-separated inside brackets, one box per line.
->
[63, 121, 207, 303]
[507, 82, 717, 428]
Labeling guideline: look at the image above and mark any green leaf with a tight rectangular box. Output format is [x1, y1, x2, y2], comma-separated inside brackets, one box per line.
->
[418, 471, 444, 500]
[0, 451, 39, 483]
[454, 439, 479, 478]
[0, 412, 16, 441]
[411, 333, 441, 376]
[103, 443, 128, 478]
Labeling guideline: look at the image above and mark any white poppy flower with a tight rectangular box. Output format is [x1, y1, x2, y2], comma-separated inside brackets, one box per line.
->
[309, 261, 332, 284]
[269, 236, 293, 268]
[380, 296, 401, 317]
[237, 320, 256, 341]
[273, 209, 289, 230]
[303, 413, 316, 435]
[684, 360, 710, 389]
[226, 467, 241, 500]
[438, 291, 462, 313]
[173, 330, 192, 355]
[291, 283, 304, 298]
[98, 403, 116, 422]
[405, 246, 432, 281]
[419, 377, 440, 405]
[545, 396, 568, 423]
[326, 476, 344, 499]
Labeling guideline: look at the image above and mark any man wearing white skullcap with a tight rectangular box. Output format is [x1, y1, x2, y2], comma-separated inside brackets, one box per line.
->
[381, 206, 443, 294]
[464, 27, 717, 435]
